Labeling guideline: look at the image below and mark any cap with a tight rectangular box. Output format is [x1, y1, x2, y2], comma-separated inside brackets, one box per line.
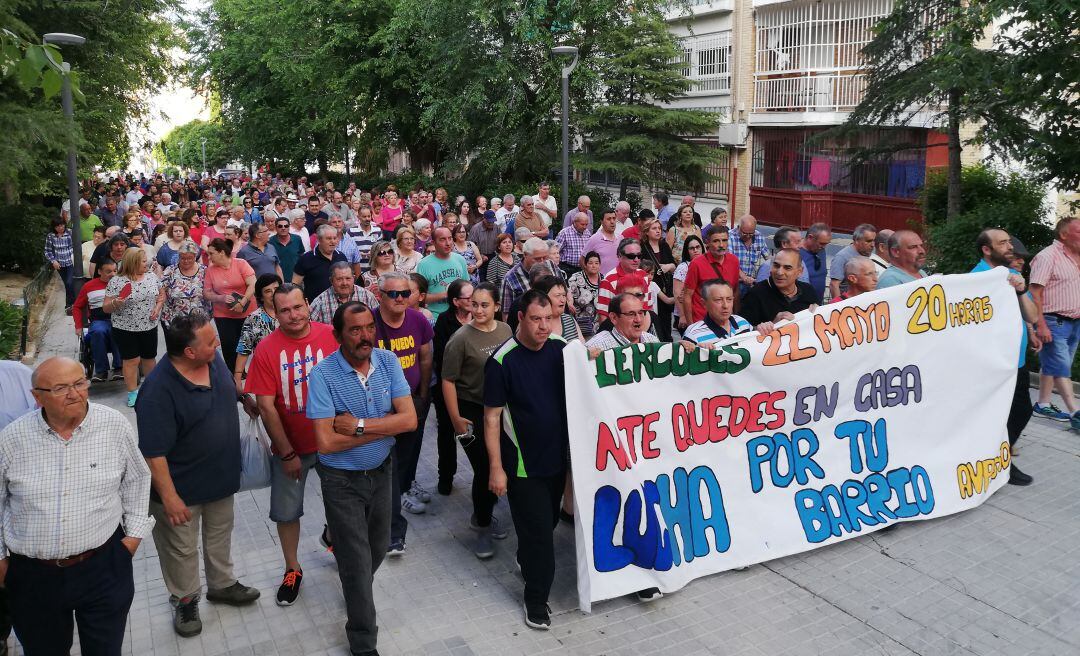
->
[1010, 236, 1030, 260]
[483, 210, 496, 222]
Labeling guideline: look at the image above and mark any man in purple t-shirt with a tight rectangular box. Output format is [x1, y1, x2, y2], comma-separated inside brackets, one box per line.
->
[372, 271, 434, 555]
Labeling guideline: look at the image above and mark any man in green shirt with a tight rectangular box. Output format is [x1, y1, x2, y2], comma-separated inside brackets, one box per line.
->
[74, 203, 104, 243]
[416, 227, 469, 318]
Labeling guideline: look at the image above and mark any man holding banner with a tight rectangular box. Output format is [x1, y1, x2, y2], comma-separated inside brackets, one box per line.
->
[740, 248, 818, 331]
[483, 290, 569, 630]
[681, 279, 754, 349]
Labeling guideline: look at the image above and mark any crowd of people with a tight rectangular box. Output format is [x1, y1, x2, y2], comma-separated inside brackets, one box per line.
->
[3, 170, 1077, 656]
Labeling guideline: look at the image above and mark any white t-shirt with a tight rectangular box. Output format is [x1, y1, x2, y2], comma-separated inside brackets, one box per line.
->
[614, 217, 634, 239]
[495, 206, 519, 231]
[536, 194, 558, 227]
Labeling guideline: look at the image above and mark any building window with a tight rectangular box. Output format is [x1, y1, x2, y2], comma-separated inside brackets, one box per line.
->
[677, 31, 732, 93]
[754, 0, 893, 111]
[751, 127, 926, 198]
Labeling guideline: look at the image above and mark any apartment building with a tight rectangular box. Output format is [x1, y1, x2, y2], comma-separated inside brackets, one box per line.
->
[662, 0, 959, 232]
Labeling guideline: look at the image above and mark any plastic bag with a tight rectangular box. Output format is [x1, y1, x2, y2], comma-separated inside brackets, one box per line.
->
[238, 413, 273, 492]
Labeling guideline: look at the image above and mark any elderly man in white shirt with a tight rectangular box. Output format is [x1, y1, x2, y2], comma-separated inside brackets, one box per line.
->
[0, 356, 152, 655]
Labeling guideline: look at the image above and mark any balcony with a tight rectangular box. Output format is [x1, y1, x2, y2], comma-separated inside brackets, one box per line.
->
[754, 72, 867, 112]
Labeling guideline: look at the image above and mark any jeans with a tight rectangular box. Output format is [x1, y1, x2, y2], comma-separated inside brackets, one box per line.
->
[58, 265, 75, 307]
[1040, 314, 1080, 378]
[391, 394, 430, 543]
[458, 400, 497, 527]
[506, 471, 566, 606]
[7, 527, 133, 656]
[432, 384, 457, 487]
[318, 457, 393, 655]
[87, 320, 122, 375]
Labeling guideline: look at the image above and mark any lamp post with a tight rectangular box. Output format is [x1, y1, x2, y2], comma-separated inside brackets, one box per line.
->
[553, 45, 579, 222]
[201, 138, 207, 175]
[43, 32, 86, 277]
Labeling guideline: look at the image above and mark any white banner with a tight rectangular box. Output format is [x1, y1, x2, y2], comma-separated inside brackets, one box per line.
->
[566, 269, 1021, 611]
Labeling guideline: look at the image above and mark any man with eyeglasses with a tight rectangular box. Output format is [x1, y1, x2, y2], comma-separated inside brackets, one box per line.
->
[680, 230, 740, 326]
[799, 222, 833, 303]
[587, 288, 659, 352]
[0, 356, 152, 654]
[272, 217, 304, 280]
[728, 214, 771, 298]
[595, 238, 653, 322]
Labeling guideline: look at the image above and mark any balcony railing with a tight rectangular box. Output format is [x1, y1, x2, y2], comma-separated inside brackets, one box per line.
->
[753, 72, 867, 112]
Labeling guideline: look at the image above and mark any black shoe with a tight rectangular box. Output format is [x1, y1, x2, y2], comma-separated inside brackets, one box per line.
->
[206, 581, 260, 606]
[173, 596, 202, 637]
[353, 650, 380, 656]
[437, 479, 452, 495]
[320, 524, 334, 553]
[559, 509, 575, 524]
[1008, 465, 1033, 486]
[636, 587, 663, 602]
[276, 568, 303, 606]
[523, 602, 551, 630]
[387, 538, 405, 557]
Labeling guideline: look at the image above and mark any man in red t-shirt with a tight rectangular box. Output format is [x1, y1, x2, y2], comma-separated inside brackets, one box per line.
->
[680, 230, 741, 326]
[244, 283, 340, 607]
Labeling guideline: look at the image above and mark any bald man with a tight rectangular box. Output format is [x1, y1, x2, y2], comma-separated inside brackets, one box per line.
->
[0, 357, 152, 655]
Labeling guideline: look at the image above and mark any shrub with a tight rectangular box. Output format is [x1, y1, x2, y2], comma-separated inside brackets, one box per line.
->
[0, 203, 53, 273]
[0, 299, 21, 358]
[922, 166, 1054, 274]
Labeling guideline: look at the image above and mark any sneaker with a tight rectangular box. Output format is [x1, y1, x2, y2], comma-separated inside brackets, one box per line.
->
[126, 390, 138, 407]
[470, 514, 509, 540]
[636, 587, 663, 602]
[173, 596, 202, 637]
[276, 568, 303, 606]
[401, 494, 426, 514]
[110, 368, 122, 381]
[1033, 402, 1071, 422]
[387, 539, 405, 557]
[474, 528, 495, 560]
[523, 602, 551, 630]
[408, 481, 432, 503]
[1008, 465, 1034, 486]
[206, 581, 260, 606]
[91, 372, 107, 383]
[1071, 411, 1080, 431]
[319, 524, 334, 553]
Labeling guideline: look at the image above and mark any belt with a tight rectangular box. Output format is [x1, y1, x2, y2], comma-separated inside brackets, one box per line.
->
[12, 546, 101, 568]
[1045, 313, 1079, 322]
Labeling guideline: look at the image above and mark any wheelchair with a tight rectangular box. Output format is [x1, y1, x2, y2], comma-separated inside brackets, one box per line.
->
[78, 328, 95, 380]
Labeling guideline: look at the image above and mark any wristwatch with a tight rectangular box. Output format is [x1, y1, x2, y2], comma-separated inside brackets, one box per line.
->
[354, 418, 365, 436]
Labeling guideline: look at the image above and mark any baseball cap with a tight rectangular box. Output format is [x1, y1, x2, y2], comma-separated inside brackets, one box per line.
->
[483, 210, 496, 223]
[1010, 236, 1030, 260]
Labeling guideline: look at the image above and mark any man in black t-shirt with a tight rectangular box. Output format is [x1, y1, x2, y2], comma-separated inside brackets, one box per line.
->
[740, 248, 819, 331]
[483, 290, 568, 631]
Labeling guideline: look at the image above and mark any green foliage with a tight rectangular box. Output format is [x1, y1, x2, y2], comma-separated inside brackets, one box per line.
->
[0, 0, 176, 200]
[155, 119, 234, 173]
[923, 166, 1054, 274]
[0, 299, 21, 358]
[0, 202, 52, 273]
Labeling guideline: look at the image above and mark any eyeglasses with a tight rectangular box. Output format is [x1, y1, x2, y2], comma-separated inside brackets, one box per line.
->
[622, 252, 642, 260]
[382, 289, 410, 299]
[276, 223, 289, 228]
[376, 250, 393, 256]
[34, 379, 91, 396]
[614, 310, 647, 318]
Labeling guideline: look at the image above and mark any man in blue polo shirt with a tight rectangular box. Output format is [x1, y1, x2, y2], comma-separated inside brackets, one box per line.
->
[306, 301, 416, 656]
[971, 228, 1040, 486]
[483, 289, 568, 631]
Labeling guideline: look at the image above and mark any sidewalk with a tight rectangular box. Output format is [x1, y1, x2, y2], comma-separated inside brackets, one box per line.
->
[18, 309, 1080, 656]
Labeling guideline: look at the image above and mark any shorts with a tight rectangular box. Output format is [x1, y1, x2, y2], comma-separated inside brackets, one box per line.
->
[1040, 314, 1080, 378]
[112, 327, 158, 360]
[269, 452, 320, 523]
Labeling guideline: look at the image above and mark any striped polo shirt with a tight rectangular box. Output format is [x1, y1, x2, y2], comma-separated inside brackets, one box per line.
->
[683, 314, 753, 348]
[306, 347, 410, 470]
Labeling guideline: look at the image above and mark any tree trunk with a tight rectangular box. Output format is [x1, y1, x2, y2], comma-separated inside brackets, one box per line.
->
[946, 87, 963, 221]
[619, 177, 628, 201]
[317, 153, 328, 177]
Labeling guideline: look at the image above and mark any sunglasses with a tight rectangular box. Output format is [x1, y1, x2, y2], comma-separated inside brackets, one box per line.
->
[376, 250, 393, 256]
[622, 252, 642, 260]
[276, 223, 289, 228]
[382, 289, 410, 299]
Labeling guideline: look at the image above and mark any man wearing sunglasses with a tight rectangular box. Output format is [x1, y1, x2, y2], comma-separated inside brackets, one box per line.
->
[272, 217, 304, 280]
[595, 238, 652, 321]
[0, 357, 152, 654]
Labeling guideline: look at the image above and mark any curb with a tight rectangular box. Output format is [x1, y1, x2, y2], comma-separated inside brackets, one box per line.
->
[1028, 371, 1080, 396]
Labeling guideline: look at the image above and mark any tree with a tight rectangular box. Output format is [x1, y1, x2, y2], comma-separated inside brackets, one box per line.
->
[154, 119, 234, 173]
[572, 12, 723, 198]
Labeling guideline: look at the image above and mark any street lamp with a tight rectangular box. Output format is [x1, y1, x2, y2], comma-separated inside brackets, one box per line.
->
[553, 45, 579, 221]
[201, 138, 207, 175]
[43, 32, 87, 278]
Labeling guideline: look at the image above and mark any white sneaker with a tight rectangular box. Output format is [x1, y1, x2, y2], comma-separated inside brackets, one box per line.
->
[401, 494, 427, 515]
[408, 481, 432, 503]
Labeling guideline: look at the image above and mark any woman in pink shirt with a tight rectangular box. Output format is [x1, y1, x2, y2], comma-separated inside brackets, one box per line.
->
[380, 190, 404, 231]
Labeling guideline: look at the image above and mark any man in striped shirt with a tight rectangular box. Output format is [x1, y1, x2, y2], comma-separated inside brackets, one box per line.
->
[1029, 217, 1080, 428]
[306, 301, 416, 656]
[554, 211, 592, 278]
[681, 279, 754, 350]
